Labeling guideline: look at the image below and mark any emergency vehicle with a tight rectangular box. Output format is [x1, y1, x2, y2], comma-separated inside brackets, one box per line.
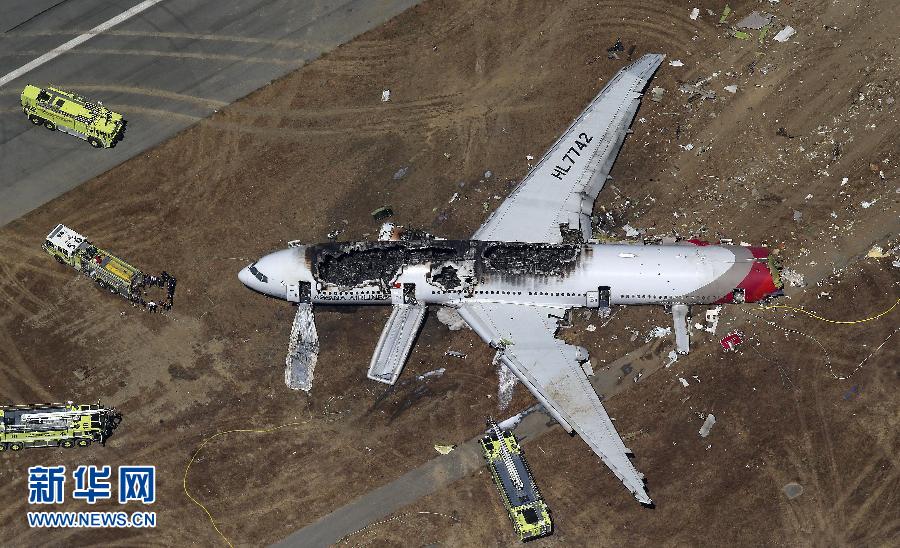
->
[43, 224, 142, 298]
[0, 402, 121, 451]
[21, 85, 125, 148]
[480, 420, 553, 541]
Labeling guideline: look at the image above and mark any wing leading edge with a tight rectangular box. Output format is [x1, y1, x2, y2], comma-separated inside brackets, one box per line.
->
[473, 53, 664, 243]
[457, 302, 652, 505]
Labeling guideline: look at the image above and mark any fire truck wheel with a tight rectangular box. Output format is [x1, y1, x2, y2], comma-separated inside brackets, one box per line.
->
[77, 439, 91, 447]
[60, 439, 75, 448]
[54, 255, 65, 264]
[29, 115, 43, 125]
[9, 442, 24, 451]
[88, 137, 102, 148]
[0, 443, 7, 452]
[43, 121, 56, 131]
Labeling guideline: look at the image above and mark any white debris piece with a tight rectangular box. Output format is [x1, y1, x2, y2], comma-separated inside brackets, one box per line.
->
[526, 154, 534, 161]
[669, 59, 684, 67]
[724, 85, 738, 93]
[699, 414, 717, 437]
[860, 199, 877, 209]
[646, 326, 672, 342]
[434, 444, 455, 455]
[841, 177, 849, 186]
[704, 306, 722, 333]
[381, 89, 391, 102]
[445, 350, 466, 359]
[773, 26, 796, 42]
[680, 143, 694, 151]
[285, 304, 319, 392]
[690, 7, 700, 20]
[651, 86, 665, 102]
[586, 324, 597, 332]
[781, 268, 806, 287]
[623, 224, 643, 238]
[418, 368, 446, 380]
[436, 307, 470, 330]
[665, 350, 679, 368]
[679, 377, 690, 387]
[449, 192, 459, 203]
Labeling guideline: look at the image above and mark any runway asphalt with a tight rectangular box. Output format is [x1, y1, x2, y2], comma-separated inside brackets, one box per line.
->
[0, 0, 422, 227]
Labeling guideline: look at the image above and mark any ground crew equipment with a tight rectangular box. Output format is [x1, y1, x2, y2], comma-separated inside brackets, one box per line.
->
[0, 402, 121, 451]
[21, 85, 125, 148]
[480, 419, 552, 541]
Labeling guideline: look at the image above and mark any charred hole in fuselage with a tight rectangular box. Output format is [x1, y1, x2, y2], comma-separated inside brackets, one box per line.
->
[432, 264, 462, 289]
[313, 242, 460, 287]
[481, 242, 581, 276]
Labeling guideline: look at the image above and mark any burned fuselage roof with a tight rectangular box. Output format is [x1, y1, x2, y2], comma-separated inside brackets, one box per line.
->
[308, 240, 584, 288]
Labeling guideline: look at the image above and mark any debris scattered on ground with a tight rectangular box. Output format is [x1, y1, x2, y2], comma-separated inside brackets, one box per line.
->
[417, 368, 446, 381]
[690, 7, 700, 20]
[867, 246, 888, 258]
[782, 482, 804, 499]
[436, 307, 470, 330]
[681, 143, 695, 151]
[585, 324, 597, 332]
[737, 11, 774, 30]
[860, 199, 877, 209]
[679, 377, 690, 388]
[445, 350, 466, 359]
[720, 331, 744, 352]
[651, 86, 666, 102]
[449, 192, 459, 203]
[703, 306, 722, 333]
[773, 26, 796, 42]
[381, 89, 391, 102]
[724, 84, 738, 93]
[371, 206, 394, 221]
[781, 268, 806, 287]
[646, 326, 672, 341]
[669, 59, 684, 67]
[326, 228, 343, 240]
[606, 38, 624, 59]
[719, 5, 732, 24]
[792, 210, 803, 222]
[623, 224, 643, 238]
[699, 414, 717, 437]
[434, 444, 456, 455]
[679, 80, 716, 101]
[393, 166, 409, 180]
[484, 170, 492, 179]
[665, 350, 679, 368]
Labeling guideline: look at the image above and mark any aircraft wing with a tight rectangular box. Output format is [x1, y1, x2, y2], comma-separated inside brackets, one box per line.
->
[473, 54, 664, 243]
[456, 302, 652, 505]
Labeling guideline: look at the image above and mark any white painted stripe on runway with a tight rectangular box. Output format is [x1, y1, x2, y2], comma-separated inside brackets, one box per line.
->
[0, 0, 166, 88]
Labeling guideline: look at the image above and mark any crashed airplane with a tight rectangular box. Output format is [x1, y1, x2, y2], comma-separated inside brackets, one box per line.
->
[238, 54, 784, 506]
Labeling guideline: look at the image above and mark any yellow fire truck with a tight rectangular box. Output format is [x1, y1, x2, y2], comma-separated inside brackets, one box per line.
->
[480, 420, 553, 541]
[21, 85, 125, 148]
[42, 224, 142, 298]
[0, 402, 121, 451]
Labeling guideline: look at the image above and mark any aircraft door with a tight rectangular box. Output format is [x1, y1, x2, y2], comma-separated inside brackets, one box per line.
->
[286, 283, 299, 302]
[286, 282, 311, 303]
[598, 286, 611, 308]
[403, 283, 417, 305]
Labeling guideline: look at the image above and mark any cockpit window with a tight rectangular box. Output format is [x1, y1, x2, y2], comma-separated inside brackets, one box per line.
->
[248, 263, 268, 283]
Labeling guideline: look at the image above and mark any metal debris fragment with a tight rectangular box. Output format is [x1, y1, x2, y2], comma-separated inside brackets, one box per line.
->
[773, 26, 796, 42]
[737, 11, 774, 30]
[381, 89, 391, 102]
[445, 350, 467, 359]
[780, 268, 806, 287]
[669, 60, 684, 67]
[434, 444, 456, 455]
[699, 414, 716, 437]
[679, 377, 690, 387]
[724, 84, 738, 93]
[393, 166, 409, 180]
[720, 331, 744, 352]
[585, 324, 597, 332]
[651, 86, 665, 102]
[690, 7, 700, 20]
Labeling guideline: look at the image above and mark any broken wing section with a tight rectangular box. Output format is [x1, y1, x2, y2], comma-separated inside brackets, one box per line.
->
[367, 304, 427, 384]
[473, 54, 664, 244]
[457, 302, 652, 505]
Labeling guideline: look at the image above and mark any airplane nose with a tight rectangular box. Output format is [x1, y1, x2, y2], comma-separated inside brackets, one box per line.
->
[238, 266, 254, 288]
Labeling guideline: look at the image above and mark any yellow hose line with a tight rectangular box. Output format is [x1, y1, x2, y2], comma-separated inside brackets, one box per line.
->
[183, 422, 307, 547]
[757, 297, 899, 325]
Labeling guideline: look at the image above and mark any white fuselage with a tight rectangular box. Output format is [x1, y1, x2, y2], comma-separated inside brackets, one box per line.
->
[239, 240, 779, 308]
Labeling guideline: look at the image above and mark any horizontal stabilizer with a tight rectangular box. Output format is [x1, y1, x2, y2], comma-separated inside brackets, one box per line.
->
[368, 304, 427, 385]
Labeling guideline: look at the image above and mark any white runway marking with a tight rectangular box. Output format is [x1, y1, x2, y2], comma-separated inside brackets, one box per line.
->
[0, 0, 166, 88]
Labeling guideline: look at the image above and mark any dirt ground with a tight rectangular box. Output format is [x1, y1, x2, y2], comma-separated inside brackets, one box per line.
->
[1, 0, 898, 545]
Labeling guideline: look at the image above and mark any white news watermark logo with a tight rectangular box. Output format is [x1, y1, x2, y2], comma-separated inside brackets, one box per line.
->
[27, 465, 156, 528]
